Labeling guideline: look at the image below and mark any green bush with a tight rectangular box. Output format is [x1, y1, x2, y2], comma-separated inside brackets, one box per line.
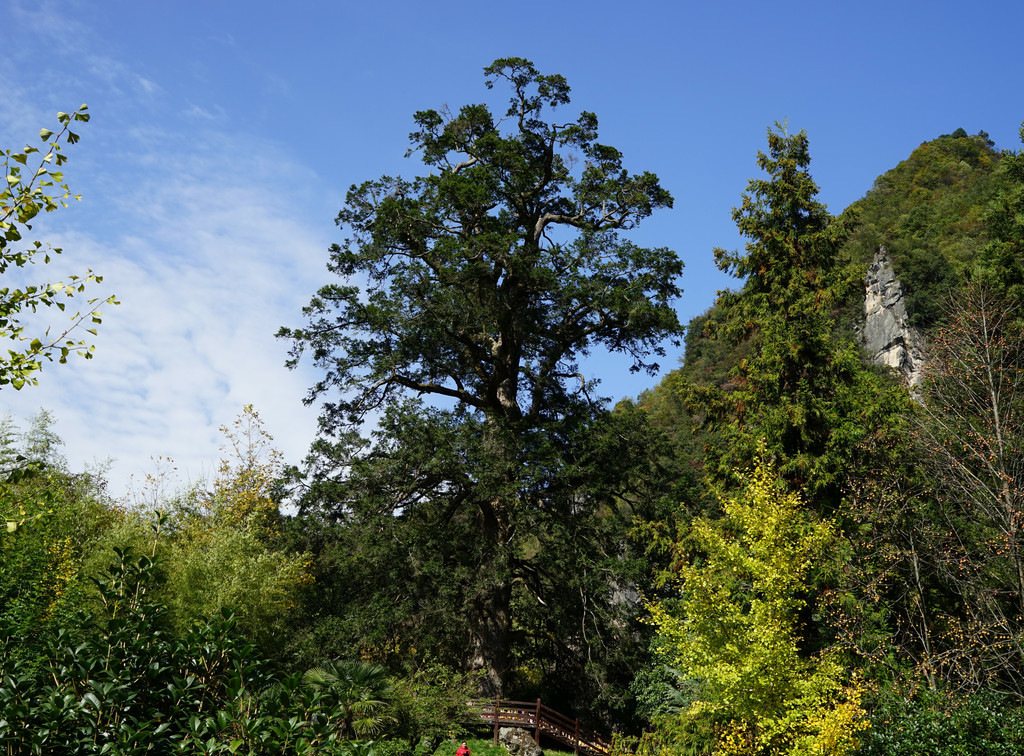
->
[857, 689, 1024, 756]
[0, 546, 373, 755]
[0, 467, 115, 673]
[384, 664, 481, 753]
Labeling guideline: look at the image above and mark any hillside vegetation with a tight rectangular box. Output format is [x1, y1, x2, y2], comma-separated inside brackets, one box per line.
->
[4, 63, 1024, 755]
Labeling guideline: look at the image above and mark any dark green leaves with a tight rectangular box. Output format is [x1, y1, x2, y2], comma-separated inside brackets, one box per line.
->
[283, 59, 682, 431]
[687, 124, 893, 498]
[280, 58, 682, 699]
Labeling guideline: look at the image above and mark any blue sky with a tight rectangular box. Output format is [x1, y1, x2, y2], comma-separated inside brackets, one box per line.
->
[2, 0, 1022, 497]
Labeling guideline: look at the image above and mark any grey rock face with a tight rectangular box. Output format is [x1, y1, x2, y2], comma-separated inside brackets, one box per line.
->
[862, 247, 926, 386]
[499, 727, 544, 756]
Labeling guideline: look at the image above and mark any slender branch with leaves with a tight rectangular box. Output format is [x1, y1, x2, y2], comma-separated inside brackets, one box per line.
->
[0, 105, 118, 389]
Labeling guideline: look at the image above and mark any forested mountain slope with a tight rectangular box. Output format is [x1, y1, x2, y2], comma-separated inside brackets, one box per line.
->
[634, 125, 1024, 755]
[638, 127, 1012, 462]
[842, 128, 1005, 326]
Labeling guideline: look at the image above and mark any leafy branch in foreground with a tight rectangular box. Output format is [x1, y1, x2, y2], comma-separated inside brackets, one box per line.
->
[0, 545, 384, 755]
[0, 105, 118, 389]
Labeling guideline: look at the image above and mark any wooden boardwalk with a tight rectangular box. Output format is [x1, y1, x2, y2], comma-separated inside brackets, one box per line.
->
[472, 698, 610, 756]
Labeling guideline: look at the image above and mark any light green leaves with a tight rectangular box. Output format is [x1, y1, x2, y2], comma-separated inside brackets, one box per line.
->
[647, 450, 867, 755]
[0, 104, 117, 390]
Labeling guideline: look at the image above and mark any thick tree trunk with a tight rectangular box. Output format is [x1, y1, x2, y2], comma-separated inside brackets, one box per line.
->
[465, 412, 519, 696]
[465, 580, 512, 696]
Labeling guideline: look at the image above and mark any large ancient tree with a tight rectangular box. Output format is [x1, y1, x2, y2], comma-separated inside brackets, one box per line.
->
[280, 58, 683, 695]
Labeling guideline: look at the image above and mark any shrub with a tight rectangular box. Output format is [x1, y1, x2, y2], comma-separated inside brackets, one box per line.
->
[0, 546, 366, 754]
[857, 689, 1024, 756]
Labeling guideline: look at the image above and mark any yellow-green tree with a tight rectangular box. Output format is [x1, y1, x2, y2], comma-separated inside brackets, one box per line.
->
[96, 406, 312, 650]
[644, 450, 867, 755]
[161, 405, 311, 645]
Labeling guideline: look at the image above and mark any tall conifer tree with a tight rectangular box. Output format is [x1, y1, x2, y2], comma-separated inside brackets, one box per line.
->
[686, 125, 888, 502]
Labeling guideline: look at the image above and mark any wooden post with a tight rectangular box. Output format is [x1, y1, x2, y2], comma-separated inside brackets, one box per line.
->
[493, 696, 500, 745]
[534, 698, 542, 744]
[573, 717, 580, 756]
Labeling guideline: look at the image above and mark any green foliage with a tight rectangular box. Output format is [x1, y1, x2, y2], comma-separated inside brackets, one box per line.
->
[893, 246, 954, 328]
[0, 546, 383, 755]
[280, 57, 682, 700]
[976, 123, 1024, 301]
[813, 286, 1024, 701]
[857, 689, 1024, 756]
[645, 450, 867, 755]
[280, 57, 682, 433]
[842, 129, 1004, 326]
[631, 121, 1024, 748]
[384, 664, 481, 752]
[302, 661, 393, 739]
[0, 106, 117, 389]
[161, 508, 311, 648]
[0, 412, 116, 670]
[281, 401, 663, 725]
[713, 125, 855, 301]
[86, 407, 313, 653]
[683, 125, 898, 505]
[1, 546, 251, 753]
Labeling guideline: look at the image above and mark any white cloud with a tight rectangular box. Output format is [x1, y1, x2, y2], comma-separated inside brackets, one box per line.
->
[0, 117, 336, 501]
[136, 76, 160, 95]
[183, 103, 225, 121]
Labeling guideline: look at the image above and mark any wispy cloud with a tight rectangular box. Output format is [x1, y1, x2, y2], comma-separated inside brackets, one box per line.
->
[136, 76, 160, 96]
[183, 103, 226, 121]
[1, 5, 338, 499]
[4, 142, 333, 497]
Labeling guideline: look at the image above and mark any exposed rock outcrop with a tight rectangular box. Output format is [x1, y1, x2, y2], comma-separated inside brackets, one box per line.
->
[861, 247, 926, 387]
[499, 727, 543, 756]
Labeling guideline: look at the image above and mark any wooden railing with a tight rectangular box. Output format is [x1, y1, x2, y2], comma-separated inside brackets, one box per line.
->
[471, 698, 610, 756]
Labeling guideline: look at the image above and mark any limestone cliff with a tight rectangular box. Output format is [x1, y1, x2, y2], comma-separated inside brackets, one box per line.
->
[861, 247, 926, 386]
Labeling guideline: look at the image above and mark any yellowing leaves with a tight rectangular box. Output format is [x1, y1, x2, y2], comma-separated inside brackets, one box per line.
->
[155, 406, 310, 645]
[647, 447, 866, 756]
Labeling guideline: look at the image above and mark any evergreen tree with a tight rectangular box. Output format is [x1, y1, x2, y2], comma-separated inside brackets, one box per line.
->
[280, 58, 683, 697]
[684, 124, 892, 504]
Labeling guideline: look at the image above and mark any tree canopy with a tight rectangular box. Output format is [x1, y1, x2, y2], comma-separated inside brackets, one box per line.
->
[281, 57, 682, 431]
[645, 450, 867, 756]
[683, 124, 891, 500]
[280, 57, 684, 696]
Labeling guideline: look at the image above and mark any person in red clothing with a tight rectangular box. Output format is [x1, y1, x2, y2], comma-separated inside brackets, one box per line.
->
[455, 742, 470, 756]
